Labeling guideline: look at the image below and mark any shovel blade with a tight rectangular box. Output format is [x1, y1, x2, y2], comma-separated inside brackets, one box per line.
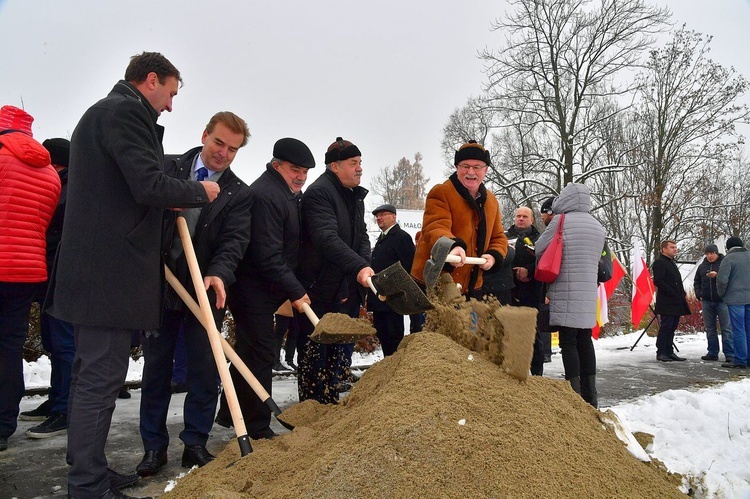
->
[370, 262, 433, 315]
[424, 236, 454, 290]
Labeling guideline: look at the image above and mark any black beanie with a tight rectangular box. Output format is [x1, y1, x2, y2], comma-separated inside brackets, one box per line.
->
[454, 140, 491, 166]
[726, 237, 744, 250]
[42, 138, 70, 167]
[324, 137, 361, 164]
[273, 137, 315, 169]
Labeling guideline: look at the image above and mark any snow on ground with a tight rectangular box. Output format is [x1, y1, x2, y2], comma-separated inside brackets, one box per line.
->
[21, 331, 750, 498]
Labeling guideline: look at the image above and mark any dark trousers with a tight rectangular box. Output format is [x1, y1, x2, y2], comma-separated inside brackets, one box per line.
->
[219, 297, 277, 439]
[373, 310, 404, 356]
[41, 313, 75, 415]
[171, 325, 187, 385]
[67, 325, 133, 497]
[656, 314, 680, 356]
[0, 282, 37, 439]
[555, 326, 596, 379]
[140, 309, 219, 451]
[296, 300, 350, 405]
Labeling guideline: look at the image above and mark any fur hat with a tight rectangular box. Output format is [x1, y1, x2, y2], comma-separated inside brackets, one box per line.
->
[454, 140, 491, 166]
[43, 138, 71, 167]
[273, 137, 315, 169]
[324, 137, 361, 165]
[0, 105, 34, 136]
[726, 237, 744, 250]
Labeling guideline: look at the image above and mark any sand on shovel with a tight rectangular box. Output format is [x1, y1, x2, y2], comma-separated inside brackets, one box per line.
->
[309, 313, 375, 344]
[165, 331, 685, 498]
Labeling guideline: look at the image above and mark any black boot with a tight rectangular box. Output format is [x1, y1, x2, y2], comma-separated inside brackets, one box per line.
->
[568, 376, 581, 395]
[580, 375, 598, 408]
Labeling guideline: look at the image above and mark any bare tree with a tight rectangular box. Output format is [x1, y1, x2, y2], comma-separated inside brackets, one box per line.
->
[631, 27, 750, 260]
[481, 0, 670, 185]
[370, 153, 429, 210]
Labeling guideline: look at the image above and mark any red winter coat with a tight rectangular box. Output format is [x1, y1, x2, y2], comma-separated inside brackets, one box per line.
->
[0, 131, 60, 283]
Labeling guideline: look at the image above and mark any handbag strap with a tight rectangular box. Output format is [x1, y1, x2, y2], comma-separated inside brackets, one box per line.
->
[555, 213, 565, 234]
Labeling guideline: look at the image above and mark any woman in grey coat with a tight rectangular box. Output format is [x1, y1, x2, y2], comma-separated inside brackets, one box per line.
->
[536, 183, 605, 407]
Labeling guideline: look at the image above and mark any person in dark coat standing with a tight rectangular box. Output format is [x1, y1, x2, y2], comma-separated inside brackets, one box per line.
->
[652, 240, 691, 362]
[216, 138, 315, 438]
[136, 112, 252, 477]
[693, 244, 733, 363]
[296, 137, 374, 404]
[47, 52, 219, 499]
[368, 204, 416, 356]
[506, 206, 545, 375]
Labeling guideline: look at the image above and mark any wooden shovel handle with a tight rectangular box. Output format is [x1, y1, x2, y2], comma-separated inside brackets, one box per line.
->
[300, 302, 319, 326]
[164, 266, 273, 403]
[366, 276, 387, 301]
[175, 217, 250, 453]
[445, 254, 487, 265]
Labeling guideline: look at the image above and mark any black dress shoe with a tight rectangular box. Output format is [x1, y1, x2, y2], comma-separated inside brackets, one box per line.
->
[181, 445, 214, 468]
[249, 428, 278, 440]
[722, 362, 748, 369]
[656, 354, 673, 362]
[135, 450, 167, 477]
[107, 467, 139, 490]
[667, 353, 686, 361]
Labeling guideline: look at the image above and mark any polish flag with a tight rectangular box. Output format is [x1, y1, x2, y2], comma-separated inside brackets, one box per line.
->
[592, 254, 626, 338]
[631, 246, 655, 327]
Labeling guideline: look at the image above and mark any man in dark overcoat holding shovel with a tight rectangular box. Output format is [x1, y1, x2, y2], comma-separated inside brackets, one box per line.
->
[215, 137, 315, 439]
[47, 52, 219, 498]
[136, 111, 252, 476]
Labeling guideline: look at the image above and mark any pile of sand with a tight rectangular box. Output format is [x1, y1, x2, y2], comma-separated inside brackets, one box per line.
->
[166, 331, 684, 498]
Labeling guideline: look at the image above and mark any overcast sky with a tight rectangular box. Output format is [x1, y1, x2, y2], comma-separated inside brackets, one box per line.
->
[2, 0, 749, 210]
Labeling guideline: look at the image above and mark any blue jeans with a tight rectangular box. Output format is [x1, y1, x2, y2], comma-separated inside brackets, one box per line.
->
[727, 304, 750, 366]
[702, 300, 733, 359]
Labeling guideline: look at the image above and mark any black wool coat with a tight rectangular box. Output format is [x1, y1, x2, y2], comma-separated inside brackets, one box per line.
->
[652, 254, 691, 316]
[693, 254, 725, 302]
[507, 224, 543, 307]
[298, 169, 371, 303]
[367, 223, 415, 312]
[162, 147, 252, 309]
[232, 163, 307, 313]
[48, 81, 208, 330]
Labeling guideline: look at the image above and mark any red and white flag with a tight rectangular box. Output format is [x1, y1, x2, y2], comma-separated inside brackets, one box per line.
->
[631, 246, 654, 327]
[592, 255, 627, 338]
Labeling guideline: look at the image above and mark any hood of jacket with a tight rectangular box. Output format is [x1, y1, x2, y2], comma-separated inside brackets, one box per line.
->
[0, 131, 51, 168]
[551, 183, 591, 214]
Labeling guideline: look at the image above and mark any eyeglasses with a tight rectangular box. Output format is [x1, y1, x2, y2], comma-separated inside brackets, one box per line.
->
[456, 163, 487, 172]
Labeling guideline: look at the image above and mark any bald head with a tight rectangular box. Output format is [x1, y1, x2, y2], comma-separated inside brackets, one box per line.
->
[514, 207, 534, 230]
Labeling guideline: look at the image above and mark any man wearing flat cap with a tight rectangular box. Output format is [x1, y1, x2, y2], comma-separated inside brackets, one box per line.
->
[136, 111, 252, 477]
[297, 137, 374, 404]
[216, 136, 315, 437]
[369, 204, 416, 356]
[412, 140, 507, 297]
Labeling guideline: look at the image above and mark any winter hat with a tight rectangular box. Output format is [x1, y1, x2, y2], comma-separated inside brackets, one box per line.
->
[540, 197, 556, 214]
[324, 137, 361, 165]
[372, 203, 397, 216]
[0, 105, 34, 136]
[726, 237, 744, 250]
[454, 140, 491, 167]
[43, 138, 71, 167]
[704, 244, 719, 254]
[273, 137, 315, 169]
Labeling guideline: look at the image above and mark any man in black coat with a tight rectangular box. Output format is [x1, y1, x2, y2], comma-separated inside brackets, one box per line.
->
[652, 240, 691, 362]
[215, 137, 315, 439]
[693, 244, 734, 362]
[47, 52, 219, 498]
[506, 206, 545, 375]
[136, 112, 252, 477]
[368, 204, 415, 356]
[296, 137, 374, 404]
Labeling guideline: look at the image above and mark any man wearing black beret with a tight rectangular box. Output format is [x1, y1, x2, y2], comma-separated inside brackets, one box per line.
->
[216, 137, 315, 437]
[369, 204, 416, 356]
